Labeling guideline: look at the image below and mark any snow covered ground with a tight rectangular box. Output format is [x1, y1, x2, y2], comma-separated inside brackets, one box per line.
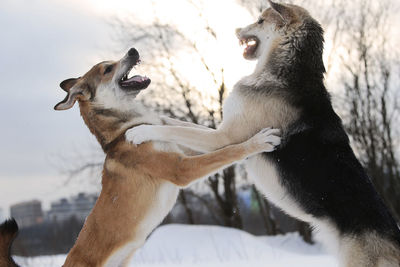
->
[15, 224, 338, 267]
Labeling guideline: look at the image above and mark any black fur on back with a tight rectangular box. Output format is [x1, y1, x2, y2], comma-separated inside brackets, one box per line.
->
[0, 218, 19, 267]
[262, 17, 400, 244]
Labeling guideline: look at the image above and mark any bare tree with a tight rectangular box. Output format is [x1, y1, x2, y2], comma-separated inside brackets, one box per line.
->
[252, 185, 280, 235]
[336, 0, 400, 220]
[110, 1, 248, 229]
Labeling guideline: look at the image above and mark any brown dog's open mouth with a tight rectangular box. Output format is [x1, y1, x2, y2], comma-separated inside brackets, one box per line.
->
[119, 61, 151, 91]
[239, 36, 259, 59]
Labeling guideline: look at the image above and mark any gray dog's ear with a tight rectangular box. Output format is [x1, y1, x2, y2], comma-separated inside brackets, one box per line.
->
[268, 0, 294, 24]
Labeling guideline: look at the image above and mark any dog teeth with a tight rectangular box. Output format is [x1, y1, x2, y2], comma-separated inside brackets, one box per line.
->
[248, 39, 256, 46]
[239, 38, 257, 47]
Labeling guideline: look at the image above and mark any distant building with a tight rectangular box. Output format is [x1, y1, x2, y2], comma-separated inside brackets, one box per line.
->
[47, 193, 97, 223]
[10, 200, 43, 228]
[72, 193, 98, 220]
[47, 198, 72, 222]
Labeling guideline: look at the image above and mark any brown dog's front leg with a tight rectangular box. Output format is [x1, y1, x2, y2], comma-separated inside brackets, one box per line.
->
[141, 128, 280, 186]
[126, 125, 231, 153]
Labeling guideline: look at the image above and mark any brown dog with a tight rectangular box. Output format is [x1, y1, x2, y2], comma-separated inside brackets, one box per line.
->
[0, 48, 280, 267]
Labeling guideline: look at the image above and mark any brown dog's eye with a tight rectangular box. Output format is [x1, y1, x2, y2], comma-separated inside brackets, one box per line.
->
[258, 18, 264, 24]
[104, 65, 113, 75]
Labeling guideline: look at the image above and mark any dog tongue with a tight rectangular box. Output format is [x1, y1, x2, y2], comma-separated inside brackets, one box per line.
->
[121, 75, 149, 86]
[127, 75, 146, 83]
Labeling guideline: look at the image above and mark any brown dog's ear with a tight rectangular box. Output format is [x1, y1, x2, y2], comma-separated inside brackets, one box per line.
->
[60, 78, 80, 92]
[54, 85, 84, 110]
[268, 0, 294, 24]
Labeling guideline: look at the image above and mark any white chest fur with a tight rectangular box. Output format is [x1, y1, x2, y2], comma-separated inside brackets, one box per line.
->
[245, 154, 312, 223]
[104, 182, 179, 267]
[222, 87, 307, 221]
[105, 140, 180, 267]
[138, 181, 179, 236]
[220, 87, 299, 144]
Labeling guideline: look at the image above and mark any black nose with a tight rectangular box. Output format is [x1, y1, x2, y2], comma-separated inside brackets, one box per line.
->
[128, 48, 139, 58]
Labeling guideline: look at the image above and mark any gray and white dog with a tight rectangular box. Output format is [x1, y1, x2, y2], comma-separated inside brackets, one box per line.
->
[126, 1, 400, 266]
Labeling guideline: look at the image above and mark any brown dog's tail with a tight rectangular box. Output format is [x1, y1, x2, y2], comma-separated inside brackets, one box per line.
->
[0, 218, 19, 267]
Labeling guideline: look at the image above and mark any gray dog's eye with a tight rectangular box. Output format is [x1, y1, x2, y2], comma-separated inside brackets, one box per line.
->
[257, 18, 264, 24]
[104, 65, 113, 74]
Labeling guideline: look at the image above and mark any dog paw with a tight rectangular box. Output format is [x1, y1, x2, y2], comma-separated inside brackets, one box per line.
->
[125, 125, 154, 145]
[248, 127, 281, 153]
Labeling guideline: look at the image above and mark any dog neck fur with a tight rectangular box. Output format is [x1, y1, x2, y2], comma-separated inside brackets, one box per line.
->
[253, 25, 282, 79]
[78, 95, 157, 152]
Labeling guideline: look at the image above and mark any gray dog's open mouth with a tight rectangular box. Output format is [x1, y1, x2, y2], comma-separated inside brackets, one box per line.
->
[239, 36, 259, 59]
[119, 61, 151, 91]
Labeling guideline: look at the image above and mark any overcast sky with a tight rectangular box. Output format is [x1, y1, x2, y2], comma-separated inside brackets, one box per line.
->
[0, 0, 398, 219]
[0, 0, 118, 216]
[0, 0, 254, 218]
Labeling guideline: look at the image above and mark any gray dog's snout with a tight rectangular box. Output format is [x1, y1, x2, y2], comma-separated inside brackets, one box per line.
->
[235, 28, 242, 36]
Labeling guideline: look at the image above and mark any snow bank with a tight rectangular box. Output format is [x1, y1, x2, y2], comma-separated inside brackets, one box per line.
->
[15, 224, 338, 267]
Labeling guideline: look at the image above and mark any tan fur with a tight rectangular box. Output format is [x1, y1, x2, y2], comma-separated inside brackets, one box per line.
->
[57, 50, 280, 266]
[340, 233, 400, 267]
[260, 3, 311, 28]
[64, 108, 271, 267]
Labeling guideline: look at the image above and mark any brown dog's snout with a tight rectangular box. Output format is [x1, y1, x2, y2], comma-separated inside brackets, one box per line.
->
[128, 48, 139, 61]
